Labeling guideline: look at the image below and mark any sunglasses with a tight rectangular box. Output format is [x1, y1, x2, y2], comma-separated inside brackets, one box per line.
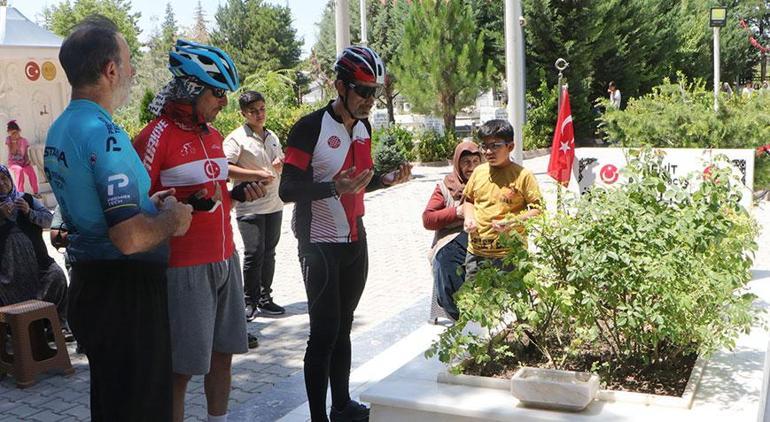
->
[209, 87, 227, 99]
[347, 82, 383, 99]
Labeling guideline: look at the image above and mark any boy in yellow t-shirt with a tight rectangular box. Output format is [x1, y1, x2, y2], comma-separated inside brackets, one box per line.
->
[462, 119, 542, 280]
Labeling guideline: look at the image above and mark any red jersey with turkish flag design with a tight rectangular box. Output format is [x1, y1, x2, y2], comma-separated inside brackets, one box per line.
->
[133, 102, 235, 267]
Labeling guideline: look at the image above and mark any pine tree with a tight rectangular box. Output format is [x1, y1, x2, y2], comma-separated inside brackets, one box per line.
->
[190, 0, 209, 43]
[368, 0, 408, 123]
[160, 2, 177, 51]
[394, 0, 492, 133]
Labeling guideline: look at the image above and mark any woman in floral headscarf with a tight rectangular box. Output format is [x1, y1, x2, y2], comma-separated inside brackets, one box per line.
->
[0, 164, 68, 327]
[422, 141, 482, 320]
[5, 120, 39, 194]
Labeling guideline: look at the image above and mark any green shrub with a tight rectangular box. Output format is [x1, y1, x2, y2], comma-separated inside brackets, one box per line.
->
[598, 74, 770, 191]
[428, 149, 760, 381]
[373, 136, 407, 175]
[372, 125, 415, 162]
[139, 89, 155, 125]
[599, 74, 770, 189]
[756, 153, 770, 192]
[415, 130, 457, 162]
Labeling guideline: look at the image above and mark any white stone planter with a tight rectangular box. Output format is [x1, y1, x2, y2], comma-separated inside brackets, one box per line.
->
[436, 354, 707, 411]
[510, 367, 599, 411]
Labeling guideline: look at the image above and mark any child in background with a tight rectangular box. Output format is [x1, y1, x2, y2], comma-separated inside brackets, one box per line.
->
[5, 120, 39, 195]
[462, 119, 542, 280]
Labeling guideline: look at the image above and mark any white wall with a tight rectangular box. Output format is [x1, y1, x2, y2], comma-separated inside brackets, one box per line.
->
[0, 46, 70, 167]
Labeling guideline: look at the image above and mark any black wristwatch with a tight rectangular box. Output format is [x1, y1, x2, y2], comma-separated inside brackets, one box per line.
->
[329, 181, 340, 200]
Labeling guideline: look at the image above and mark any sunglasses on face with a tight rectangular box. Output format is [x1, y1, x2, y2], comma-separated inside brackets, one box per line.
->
[347, 82, 383, 99]
[478, 141, 510, 152]
[209, 87, 227, 99]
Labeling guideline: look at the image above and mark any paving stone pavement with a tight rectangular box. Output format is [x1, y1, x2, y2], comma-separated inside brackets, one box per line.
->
[0, 163, 452, 422]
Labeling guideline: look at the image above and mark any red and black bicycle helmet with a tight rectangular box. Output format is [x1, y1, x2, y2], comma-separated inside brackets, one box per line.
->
[334, 46, 386, 85]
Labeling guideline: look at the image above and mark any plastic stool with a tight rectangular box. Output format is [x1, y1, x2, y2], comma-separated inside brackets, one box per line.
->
[0, 300, 74, 388]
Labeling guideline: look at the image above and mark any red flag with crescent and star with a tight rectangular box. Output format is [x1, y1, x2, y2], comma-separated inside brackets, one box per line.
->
[547, 88, 575, 186]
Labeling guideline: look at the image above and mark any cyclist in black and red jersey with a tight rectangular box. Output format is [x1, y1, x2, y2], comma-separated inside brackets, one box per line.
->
[279, 46, 410, 422]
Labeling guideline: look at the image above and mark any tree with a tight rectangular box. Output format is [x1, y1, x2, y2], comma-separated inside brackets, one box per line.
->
[189, 0, 210, 43]
[43, 0, 142, 56]
[368, 0, 408, 123]
[393, 0, 492, 133]
[160, 2, 177, 52]
[210, 0, 302, 77]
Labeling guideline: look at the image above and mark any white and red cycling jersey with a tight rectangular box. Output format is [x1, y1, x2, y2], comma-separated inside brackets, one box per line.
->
[280, 102, 383, 245]
[133, 102, 235, 267]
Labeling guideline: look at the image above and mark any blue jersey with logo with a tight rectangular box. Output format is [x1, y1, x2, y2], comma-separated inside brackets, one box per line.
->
[44, 100, 167, 263]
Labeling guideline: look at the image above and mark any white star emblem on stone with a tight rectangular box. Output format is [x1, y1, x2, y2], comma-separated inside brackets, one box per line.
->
[560, 141, 571, 153]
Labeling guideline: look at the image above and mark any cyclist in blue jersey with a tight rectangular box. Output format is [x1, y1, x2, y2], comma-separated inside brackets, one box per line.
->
[44, 16, 193, 422]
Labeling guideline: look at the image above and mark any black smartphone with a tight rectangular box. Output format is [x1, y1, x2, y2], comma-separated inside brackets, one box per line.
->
[230, 181, 250, 202]
[186, 193, 217, 211]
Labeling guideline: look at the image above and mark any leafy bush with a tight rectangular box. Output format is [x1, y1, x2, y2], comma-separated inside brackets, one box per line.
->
[415, 130, 457, 162]
[428, 149, 760, 384]
[598, 74, 770, 150]
[757, 153, 770, 192]
[139, 89, 156, 125]
[598, 75, 770, 191]
[522, 77, 558, 151]
[372, 125, 415, 162]
[373, 137, 407, 175]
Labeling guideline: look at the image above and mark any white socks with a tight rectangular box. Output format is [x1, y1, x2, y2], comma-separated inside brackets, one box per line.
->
[207, 414, 227, 422]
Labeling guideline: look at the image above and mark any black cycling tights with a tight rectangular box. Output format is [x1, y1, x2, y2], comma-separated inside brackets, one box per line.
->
[299, 240, 368, 422]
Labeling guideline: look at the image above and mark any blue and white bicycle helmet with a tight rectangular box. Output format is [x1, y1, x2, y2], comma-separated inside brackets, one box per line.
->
[169, 39, 240, 91]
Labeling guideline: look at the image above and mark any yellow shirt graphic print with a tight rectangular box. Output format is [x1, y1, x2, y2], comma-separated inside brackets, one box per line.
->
[462, 162, 542, 258]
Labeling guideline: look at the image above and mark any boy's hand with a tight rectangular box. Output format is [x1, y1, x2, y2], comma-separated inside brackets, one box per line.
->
[272, 157, 283, 173]
[463, 217, 477, 234]
[491, 218, 516, 233]
[455, 205, 464, 218]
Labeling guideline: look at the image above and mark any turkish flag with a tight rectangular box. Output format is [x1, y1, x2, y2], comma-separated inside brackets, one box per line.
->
[547, 88, 575, 186]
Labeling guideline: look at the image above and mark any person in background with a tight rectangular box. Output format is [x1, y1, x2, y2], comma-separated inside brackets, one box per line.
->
[608, 81, 621, 109]
[224, 91, 287, 324]
[5, 120, 39, 195]
[0, 164, 69, 337]
[422, 141, 481, 320]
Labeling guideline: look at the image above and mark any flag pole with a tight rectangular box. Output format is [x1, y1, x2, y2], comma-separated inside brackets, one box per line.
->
[554, 58, 569, 212]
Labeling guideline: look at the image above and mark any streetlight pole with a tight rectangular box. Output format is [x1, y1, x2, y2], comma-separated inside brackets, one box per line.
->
[710, 7, 727, 112]
[336, 0, 351, 55]
[360, 0, 368, 46]
[713, 27, 720, 112]
[505, 0, 526, 164]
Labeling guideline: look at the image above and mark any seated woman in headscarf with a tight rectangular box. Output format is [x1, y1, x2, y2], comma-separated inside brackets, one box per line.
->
[0, 164, 68, 329]
[422, 141, 482, 320]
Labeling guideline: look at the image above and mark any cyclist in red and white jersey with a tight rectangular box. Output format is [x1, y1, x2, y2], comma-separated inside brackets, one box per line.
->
[280, 46, 411, 422]
[134, 40, 266, 422]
